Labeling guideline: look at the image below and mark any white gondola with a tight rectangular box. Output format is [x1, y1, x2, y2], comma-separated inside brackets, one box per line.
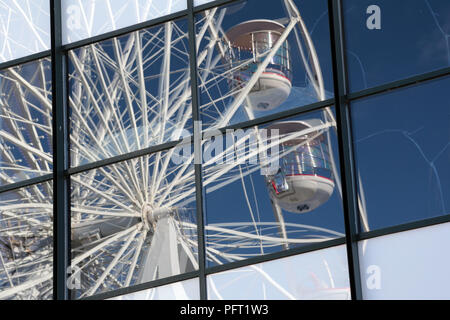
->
[265, 120, 335, 213]
[225, 19, 292, 111]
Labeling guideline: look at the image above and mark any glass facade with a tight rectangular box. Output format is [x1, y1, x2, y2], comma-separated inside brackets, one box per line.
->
[68, 18, 192, 165]
[110, 278, 200, 300]
[0, 182, 53, 300]
[351, 77, 450, 231]
[343, 0, 450, 92]
[61, 0, 187, 44]
[0, 0, 50, 62]
[0, 58, 52, 186]
[70, 150, 198, 298]
[207, 245, 350, 300]
[359, 222, 450, 299]
[0, 0, 449, 300]
[196, 0, 334, 129]
[203, 109, 345, 267]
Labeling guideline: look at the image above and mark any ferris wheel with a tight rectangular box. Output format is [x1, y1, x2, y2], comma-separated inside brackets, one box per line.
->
[0, 0, 358, 300]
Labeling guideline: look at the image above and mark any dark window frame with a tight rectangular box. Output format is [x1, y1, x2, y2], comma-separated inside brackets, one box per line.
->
[0, 0, 448, 300]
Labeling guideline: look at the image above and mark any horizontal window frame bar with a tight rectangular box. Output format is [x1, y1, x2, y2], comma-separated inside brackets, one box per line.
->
[81, 271, 200, 301]
[0, 1, 243, 71]
[86, 213, 450, 300]
[204, 237, 346, 276]
[0, 174, 53, 194]
[348, 67, 450, 101]
[62, 63, 450, 179]
[202, 98, 335, 140]
[67, 98, 334, 175]
[0, 50, 51, 71]
[65, 0, 251, 53]
[82, 237, 346, 300]
[61, 10, 189, 52]
[51, 59, 450, 177]
[193, 0, 243, 13]
[67, 138, 189, 176]
[357, 214, 450, 242]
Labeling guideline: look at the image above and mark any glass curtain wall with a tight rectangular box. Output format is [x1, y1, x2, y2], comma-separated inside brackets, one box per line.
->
[0, 0, 448, 300]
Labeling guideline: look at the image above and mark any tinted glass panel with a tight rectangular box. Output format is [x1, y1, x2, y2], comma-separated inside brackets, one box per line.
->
[0, 59, 52, 186]
[194, 0, 215, 6]
[359, 222, 450, 299]
[207, 245, 350, 300]
[70, 147, 198, 298]
[0, 0, 50, 62]
[0, 182, 53, 300]
[111, 278, 200, 300]
[344, 0, 450, 92]
[351, 77, 450, 231]
[69, 19, 192, 167]
[203, 108, 345, 267]
[62, 0, 187, 44]
[196, 0, 334, 130]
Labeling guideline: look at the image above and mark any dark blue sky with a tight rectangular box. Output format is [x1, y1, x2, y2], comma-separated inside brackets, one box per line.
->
[344, 0, 450, 230]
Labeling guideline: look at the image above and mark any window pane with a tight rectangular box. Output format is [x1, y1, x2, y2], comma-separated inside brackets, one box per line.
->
[343, 0, 450, 92]
[0, 182, 53, 300]
[351, 77, 450, 231]
[195, 0, 334, 130]
[194, 0, 215, 6]
[62, 0, 187, 44]
[70, 147, 198, 298]
[69, 19, 192, 167]
[110, 278, 200, 300]
[359, 222, 450, 299]
[0, 0, 50, 62]
[0, 58, 52, 186]
[207, 245, 350, 300]
[203, 108, 345, 267]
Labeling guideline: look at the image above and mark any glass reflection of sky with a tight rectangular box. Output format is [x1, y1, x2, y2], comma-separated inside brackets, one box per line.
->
[201, 0, 340, 267]
[344, 0, 450, 91]
[352, 77, 450, 231]
[197, 0, 334, 129]
[208, 245, 350, 300]
[204, 108, 346, 266]
[0, 0, 449, 300]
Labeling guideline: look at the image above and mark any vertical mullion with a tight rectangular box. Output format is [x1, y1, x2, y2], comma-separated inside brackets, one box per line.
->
[327, 0, 363, 299]
[51, 0, 70, 300]
[187, 0, 208, 300]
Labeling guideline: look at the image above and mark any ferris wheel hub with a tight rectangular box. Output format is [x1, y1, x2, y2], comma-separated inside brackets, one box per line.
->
[141, 204, 174, 230]
[141, 204, 153, 230]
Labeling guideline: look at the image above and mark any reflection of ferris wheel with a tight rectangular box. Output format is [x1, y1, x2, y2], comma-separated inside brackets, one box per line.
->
[0, 0, 354, 299]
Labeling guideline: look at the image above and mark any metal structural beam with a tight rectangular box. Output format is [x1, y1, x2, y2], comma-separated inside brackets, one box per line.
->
[0, 51, 51, 72]
[188, 0, 208, 300]
[327, 0, 363, 300]
[0, 174, 53, 194]
[50, 0, 70, 300]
